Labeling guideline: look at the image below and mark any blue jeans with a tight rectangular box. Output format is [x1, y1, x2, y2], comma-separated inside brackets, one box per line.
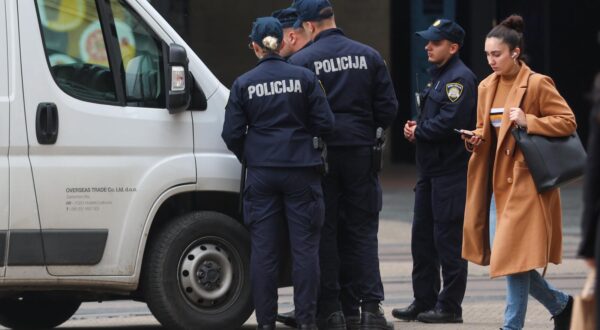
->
[489, 195, 569, 330]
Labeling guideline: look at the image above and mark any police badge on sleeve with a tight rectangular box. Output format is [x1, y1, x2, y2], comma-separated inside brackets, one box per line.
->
[445, 82, 463, 102]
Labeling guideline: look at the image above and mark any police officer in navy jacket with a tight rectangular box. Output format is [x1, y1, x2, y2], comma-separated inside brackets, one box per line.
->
[221, 17, 334, 330]
[288, 1, 398, 329]
[272, 7, 312, 59]
[392, 19, 477, 324]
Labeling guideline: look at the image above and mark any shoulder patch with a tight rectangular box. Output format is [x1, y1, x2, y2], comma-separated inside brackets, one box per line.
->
[445, 82, 463, 102]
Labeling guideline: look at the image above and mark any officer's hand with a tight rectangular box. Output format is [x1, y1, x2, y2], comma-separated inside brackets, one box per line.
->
[509, 107, 527, 127]
[404, 121, 416, 142]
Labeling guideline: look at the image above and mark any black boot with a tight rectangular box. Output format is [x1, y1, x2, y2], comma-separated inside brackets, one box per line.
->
[360, 302, 393, 330]
[552, 295, 573, 330]
[391, 301, 429, 321]
[298, 323, 318, 330]
[316, 311, 346, 330]
[277, 309, 298, 328]
[257, 323, 275, 330]
[345, 314, 361, 330]
[416, 308, 463, 323]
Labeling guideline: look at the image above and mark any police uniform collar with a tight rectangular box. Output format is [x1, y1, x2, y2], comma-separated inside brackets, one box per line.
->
[257, 53, 286, 65]
[427, 54, 459, 77]
[314, 28, 344, 42]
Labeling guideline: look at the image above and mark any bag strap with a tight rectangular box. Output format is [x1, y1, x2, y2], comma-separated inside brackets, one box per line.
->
[514, 72, 536, 127]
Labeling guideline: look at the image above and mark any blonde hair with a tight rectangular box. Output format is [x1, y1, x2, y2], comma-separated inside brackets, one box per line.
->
[262, 36, 279, 51]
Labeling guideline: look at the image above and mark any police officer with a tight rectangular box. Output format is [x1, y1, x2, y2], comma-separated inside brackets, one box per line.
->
[221, 17, 334, 330]
[272, 7, 317, 329]
[391, 19, 476, 324]
[288, 1, 398, 329]
[272, 7, 311, 59]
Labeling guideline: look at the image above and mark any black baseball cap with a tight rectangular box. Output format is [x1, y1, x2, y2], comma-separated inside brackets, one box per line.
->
[249, 17, 283, 44]
[292, 0, 333, 29]
[416, 19, 465, 46]
[272, 7, 298, 29]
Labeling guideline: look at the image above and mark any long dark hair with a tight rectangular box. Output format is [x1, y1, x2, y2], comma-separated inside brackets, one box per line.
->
[487, 14, 526, 62]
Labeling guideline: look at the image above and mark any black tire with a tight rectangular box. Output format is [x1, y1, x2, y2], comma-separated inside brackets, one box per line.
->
[0, 293, 81, 329]
[142, 211, 252, 330]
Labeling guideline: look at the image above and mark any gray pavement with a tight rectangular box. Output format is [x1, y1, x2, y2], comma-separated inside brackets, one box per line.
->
[53, 164, 589, 329]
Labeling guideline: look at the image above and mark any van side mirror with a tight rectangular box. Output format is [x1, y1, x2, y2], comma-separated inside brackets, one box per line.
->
[164, 43, 191, 114]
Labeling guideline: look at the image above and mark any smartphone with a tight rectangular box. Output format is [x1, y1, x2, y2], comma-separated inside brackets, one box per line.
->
[454, 129, 484, 141]
[453, 128, 473, 136]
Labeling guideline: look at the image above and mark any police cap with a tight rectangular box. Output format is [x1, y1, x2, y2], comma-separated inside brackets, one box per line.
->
[249, 17, 283, 45]
[292, 0, 333, 29]
[416, 19, 465, 46]
[272, 7, 298, 29]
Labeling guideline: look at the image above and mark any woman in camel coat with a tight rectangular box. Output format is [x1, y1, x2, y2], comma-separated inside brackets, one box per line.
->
[460, 15, 576, 330]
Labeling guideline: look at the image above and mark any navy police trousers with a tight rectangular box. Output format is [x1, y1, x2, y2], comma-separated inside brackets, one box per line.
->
[243, 167, 323, 325]
[319, 146, 384, 314]
[411, 170, 468, 314]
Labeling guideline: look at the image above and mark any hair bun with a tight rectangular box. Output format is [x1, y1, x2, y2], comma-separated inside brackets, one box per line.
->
[500, 14, 524, 33]
[262, 36, 279, 51]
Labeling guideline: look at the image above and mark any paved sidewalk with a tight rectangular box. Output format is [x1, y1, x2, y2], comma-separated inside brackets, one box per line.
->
[267, 164, 589, 329]
[55, 164, 589, 329]
[268, 220, 587, 330]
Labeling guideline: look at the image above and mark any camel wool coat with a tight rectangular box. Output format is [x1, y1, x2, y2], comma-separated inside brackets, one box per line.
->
[462, 63, 577, 278]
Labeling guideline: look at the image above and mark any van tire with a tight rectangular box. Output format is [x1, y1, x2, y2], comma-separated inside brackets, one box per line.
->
[0, 294, 81, 329]
[142, 211, 252, 330]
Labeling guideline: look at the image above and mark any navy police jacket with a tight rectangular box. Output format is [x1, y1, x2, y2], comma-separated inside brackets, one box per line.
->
[415, 55, 477, 177]
[289, 29, 398, 146]
[222, 54, 334, 167]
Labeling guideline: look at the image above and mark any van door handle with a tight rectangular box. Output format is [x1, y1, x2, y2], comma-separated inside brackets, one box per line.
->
[36, 103, 59, 144]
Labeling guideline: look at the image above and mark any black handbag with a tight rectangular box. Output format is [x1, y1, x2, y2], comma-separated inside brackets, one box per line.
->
[511, 126, 586, 192]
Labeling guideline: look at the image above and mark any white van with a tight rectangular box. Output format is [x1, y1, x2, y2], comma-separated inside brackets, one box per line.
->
[0, 0, 258, 329]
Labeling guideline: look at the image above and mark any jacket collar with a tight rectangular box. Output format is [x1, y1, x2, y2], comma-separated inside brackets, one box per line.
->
[314, 28, 344, 42]
[427, 54, 460, 78]
[257, 54, 286, 66]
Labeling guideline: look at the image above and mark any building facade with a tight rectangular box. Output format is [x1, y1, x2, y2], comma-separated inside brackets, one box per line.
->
[150, 0, 600, 162]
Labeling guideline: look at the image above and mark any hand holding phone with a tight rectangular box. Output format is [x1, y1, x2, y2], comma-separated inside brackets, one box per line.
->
[453, 128, 473, 137]
[454, 129, 485, 144]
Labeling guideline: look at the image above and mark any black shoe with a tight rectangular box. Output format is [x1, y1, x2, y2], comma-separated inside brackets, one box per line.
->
[416, 308, 463, 323]
[552, 295, 573, 330]
[391, 302, 428, 321]
[257, 323, 276, 330]
[298, 324, 318, 330]
[360, 308, 394, 330]
[277, 309, 298, 328]
[346, 314, 361, 330]
[316, 311, 346, 330]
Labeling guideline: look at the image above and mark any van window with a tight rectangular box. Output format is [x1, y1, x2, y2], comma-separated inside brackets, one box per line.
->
[35, 0, 118, 103]
[109, 0, 165, 108]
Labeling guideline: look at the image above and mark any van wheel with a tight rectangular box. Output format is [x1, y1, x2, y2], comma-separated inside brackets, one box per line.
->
[143, 211, 252, 330]
[0, 294, 81, 329]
